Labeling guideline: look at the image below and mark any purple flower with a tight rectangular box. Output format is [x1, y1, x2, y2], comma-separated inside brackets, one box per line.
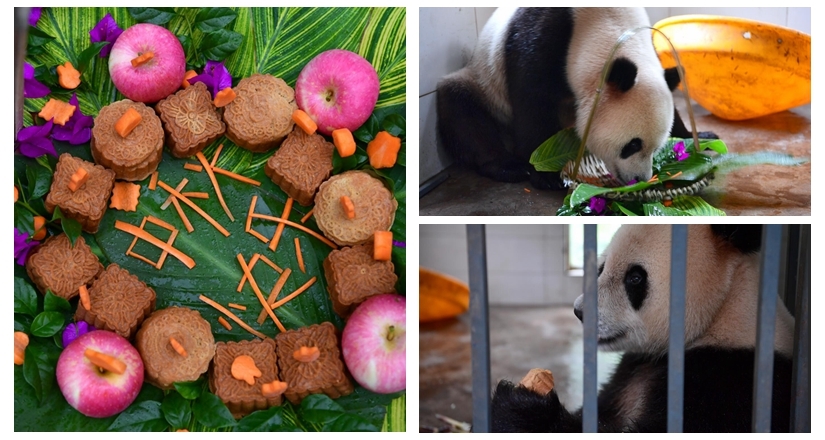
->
[52, 94, 93, 145]
[23, 62, 50, 99]
[14, 228, 39, 266]
[190, 60, 232, 99]
[673, 141, 689, 161]
[626, 179, 638, 186]
[29, 7, 42, 27]
[589, 197, 607, 215]
[89, 13, 123, 58]
[16, 120, 56, 158]
[62, 321, 96, 348]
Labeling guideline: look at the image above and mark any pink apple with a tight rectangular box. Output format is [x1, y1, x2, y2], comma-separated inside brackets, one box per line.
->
[342, 294, 406, 394]
[295, 49, 380, 136]
[108, 23, 186, 103]
[56, 330, 144, 418]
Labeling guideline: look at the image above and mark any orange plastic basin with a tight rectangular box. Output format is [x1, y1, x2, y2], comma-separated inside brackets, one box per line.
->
[419, 267, 469, 322]
[653, 15, 810, 120]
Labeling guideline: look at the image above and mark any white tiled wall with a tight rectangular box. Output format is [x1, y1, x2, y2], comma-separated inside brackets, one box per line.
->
[418, 7, 812, 184]
[420, 225, 582, 305]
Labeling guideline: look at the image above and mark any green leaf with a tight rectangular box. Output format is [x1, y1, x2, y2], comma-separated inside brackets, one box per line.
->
[14, 277, 39, 317]
[109, 401, 169, 432]
[381, 114, 405, 137]
[569, 183, 614, 207]
[658, 153, 714, 181]
[195, 7, 238, 32]
[353, 114, 379, 143]
[26, 162, 52, 199]
[15, 314, 33, 332]
[611, 201, 639, 216]
[128, 7, 176, 25]
[30, 311, 65, 337]
[643, 202, 692, 216]
[15, 205, 36, 235]
[356, 7, 406, 108]
[22, 346, 45, 403]
[382, 394, 405, 432]
[671, 195, 727, 216]
[301, 394, 377, 432]
[699, 139, 728, 154]
[397, 141, 406, 167]
[200, 29, 243, 61]
[174, 380, 205, 400]
[77, 41, 108, 74]
[530, 128, 581, 172]
[28, 25, 55, 47]
[162, 392, 192, 429]
[193, 391, 236, 429]
[43, 290, 71, 313]
[234, 406, 302, 432]
[52, 206, 82, 246]
[332, 149, 358, 174]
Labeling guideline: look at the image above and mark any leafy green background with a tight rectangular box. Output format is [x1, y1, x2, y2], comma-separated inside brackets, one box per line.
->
[16, 7, 406, 432]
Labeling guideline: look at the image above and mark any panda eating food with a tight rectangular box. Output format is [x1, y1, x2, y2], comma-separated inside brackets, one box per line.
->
[436, 7, 714, 190]
[491, 225, 795, 432]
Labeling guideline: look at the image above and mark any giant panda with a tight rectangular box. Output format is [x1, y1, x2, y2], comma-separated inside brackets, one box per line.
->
[491, 224, 796, 432]
[436, 7, 713, 189]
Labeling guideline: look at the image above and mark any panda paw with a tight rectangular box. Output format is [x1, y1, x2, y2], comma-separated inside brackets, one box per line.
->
[491, 380, 566, 432]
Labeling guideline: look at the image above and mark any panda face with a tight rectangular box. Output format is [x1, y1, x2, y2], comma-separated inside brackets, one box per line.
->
[572, 225, 744, 354]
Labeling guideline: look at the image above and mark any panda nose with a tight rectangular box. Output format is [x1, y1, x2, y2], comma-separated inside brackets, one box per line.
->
[574, 306, 583, 322]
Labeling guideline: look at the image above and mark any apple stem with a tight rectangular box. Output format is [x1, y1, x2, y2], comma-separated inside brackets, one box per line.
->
[387, 325, 395, 342]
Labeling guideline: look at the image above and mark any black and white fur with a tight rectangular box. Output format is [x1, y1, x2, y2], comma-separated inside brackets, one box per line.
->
[491, 225, 796, 432]
[437, 8, 713, 189]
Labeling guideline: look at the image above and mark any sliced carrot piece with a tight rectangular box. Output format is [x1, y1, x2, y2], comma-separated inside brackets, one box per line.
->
[199, 294, 266, 339]
[161, 178, 189, 210]
[293, 346, 320, 363]
[268, 198, 293, 252]
[231, 355, 261, 385]
[85, 348, 126, 374]
[259, 254, 283, 274]
[245, 195, 257, 232]
[169, 337, 188, 357]
[213, 87, 236, 108]
[292, 109, 317, 135]
[39, 98, 76, 126]
[124, 216, 179, 269]
[270, 277, 316, 310]
[294, 237, 306, 274]
[157, 180, 230, 237]
[237, 254, 286, 333]
[183, 163, 203, 172]
[249, 229, 270, 243]
[228, 303, 247, 311]
[115, 220, 195, 269]
[252, 212, 337, 249]
[79, 285, 91, 310]
[300, 208, 314, 224]
[68, 167, 89, 192]
[367, 131, 402, 169]
[340, 195, 355, 219]
[211, 167, 262, 186]
[210, 144, 224, 168]
[237, 253, 261, 292]
[181, 192, 209, 199]
[374, 231, 393, 261]
[195, 152, 234, 222]
[14, 332, 29, 366]
[131, 51, 154, 68]
[171, 197, 194, 233]
[110, 181, 141, 211]
[15, 186, 19, 203]
[115, 107, 142, 138]
[56, 61, 81, 90]
[217, 316, 232, 331]
[257, 268, 292, 325]
[332, 128, 356, 157]
[182, 69, 197, 89]
[261, 380, 288, 398]
[148, 171, 159, 190]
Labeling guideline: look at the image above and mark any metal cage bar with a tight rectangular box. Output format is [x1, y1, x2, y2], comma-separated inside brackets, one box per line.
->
[466, 225, 492, 433]
[791, 224, 811, 432]
[667, 225, 688, 432]
[582, 225, 598, 432]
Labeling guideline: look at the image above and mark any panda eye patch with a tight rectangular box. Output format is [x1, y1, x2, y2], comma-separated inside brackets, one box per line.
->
[620, 138, 643, 159]
[624, 265, 648, 310]
[598, 262, 604, 277]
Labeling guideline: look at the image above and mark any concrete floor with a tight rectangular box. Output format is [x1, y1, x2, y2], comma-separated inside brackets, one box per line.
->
[420, 97, 811, 216]
[419, 305, 621, 432]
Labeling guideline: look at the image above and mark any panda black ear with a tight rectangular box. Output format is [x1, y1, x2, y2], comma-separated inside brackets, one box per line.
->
[710, 225, 763, 254]
[664, 67, 682, 92]
[607, 57, 637, 93]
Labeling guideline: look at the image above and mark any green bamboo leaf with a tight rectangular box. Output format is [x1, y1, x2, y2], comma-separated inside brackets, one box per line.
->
[195, 7, 238, 32]
[381, 394, 406, 432]
[611, 201, 639, 216]
[643, 202, 692, 216]
[28, 25, 55, 47]
[356, 8, 406, 108]
[671, 195, 727, 216]
[569, 183, 613, 206]
[128, 7, 176, 25]
[530, 128, 580, 172]
[658, 153, 714, 181]
[77, 41, 108, 74]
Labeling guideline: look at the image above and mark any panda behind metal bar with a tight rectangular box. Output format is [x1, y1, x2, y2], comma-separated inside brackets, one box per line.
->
[490, 225, 795, 432]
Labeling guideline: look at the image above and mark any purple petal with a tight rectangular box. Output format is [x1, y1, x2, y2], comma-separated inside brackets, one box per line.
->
[19, 137, 57, 158]
[190, 61, 233, 98]
[24, 62, 35, 80]
[626, 179, 638, 185]
[16, 120, 53, 143]
[53, 94, 93, 145]
[14, 228, 39, 265]
[90, 13, 124, 58]
[29, 7, 42, 27]
[62, 321, 96, 348]
[24, 73, 51, 99]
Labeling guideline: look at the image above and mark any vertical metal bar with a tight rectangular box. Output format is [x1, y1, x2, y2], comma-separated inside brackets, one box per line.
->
[790, 224, 810, 432]
[582, 225, 598, 432]
[783, 225, 801, 314]
[752, 225, 782, 432]
[466, 225, 491, 433]
[667, 225, 688, 432]
[15, 8, 30, 138]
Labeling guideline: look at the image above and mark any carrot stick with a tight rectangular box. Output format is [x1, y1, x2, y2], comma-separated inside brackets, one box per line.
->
[292, 109, 317, 135]
[248, 229, 270, 243]
[228, 303, 247, 311]
[148, 171, 158, 190]
[236, 253, 261, 292]
[246, 195, 257, 232]
[183, 163, 203, 172]
[195, 152, 234, 222]
[211, 167, 262, 186]
[257, 268, 292, 324]
[79, 285, 91, 310]
[259, 254, 283, 274]
[154, 228, 179, 270]
[157, 180, 230, 237]
[199, 294, 266, 339]
[217, 316, 232, 331]
[85, 348, 126, 374]
[374, 231, 393, 261]
[171, 197, 194, 233]
[270, 277, 316, 309]
[332, 128, 356, 157]
[161, 178, 189, 210]
[252, 213, 337, 249]
[268, 198, 294, 252]
[213, 87, 237, 108]
[115, 220, 195, 269]
[210, 144, 224, 168]
[115, 107, 143, 138]
[56, 61, 81, 89]
[127, 250, 160, 268]
[181, 192, 209, 199]
[68, 167, 89, 192]
[237, 254, 286, 333]
[131, 51, 154, 67]
[300, 208, 314, 224]
[294, 237, 305, 273]
[340, 195, 356, 219]
[146, 215, 176, 231]
[169, 337, 188, 357]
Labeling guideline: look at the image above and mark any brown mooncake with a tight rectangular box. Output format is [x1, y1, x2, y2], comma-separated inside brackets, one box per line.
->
[156, 82, 226, 158]
[209, 338, 282, 418]
[91, 99, 164, 181]
[223, 74, 297, 152]
[136, 307, 215, 390]
[75, 263, 156, 340]
[324, 242, 398, 318]
[25, 233, 103, 300]
[44, 153, 116, 233]
[264, 126, 334, 206]
[313, 170, 397, 246]
[275, 322, 353, 405]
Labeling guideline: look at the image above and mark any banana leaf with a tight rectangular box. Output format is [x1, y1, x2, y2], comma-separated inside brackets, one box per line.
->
[15, 7, 406, 432]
